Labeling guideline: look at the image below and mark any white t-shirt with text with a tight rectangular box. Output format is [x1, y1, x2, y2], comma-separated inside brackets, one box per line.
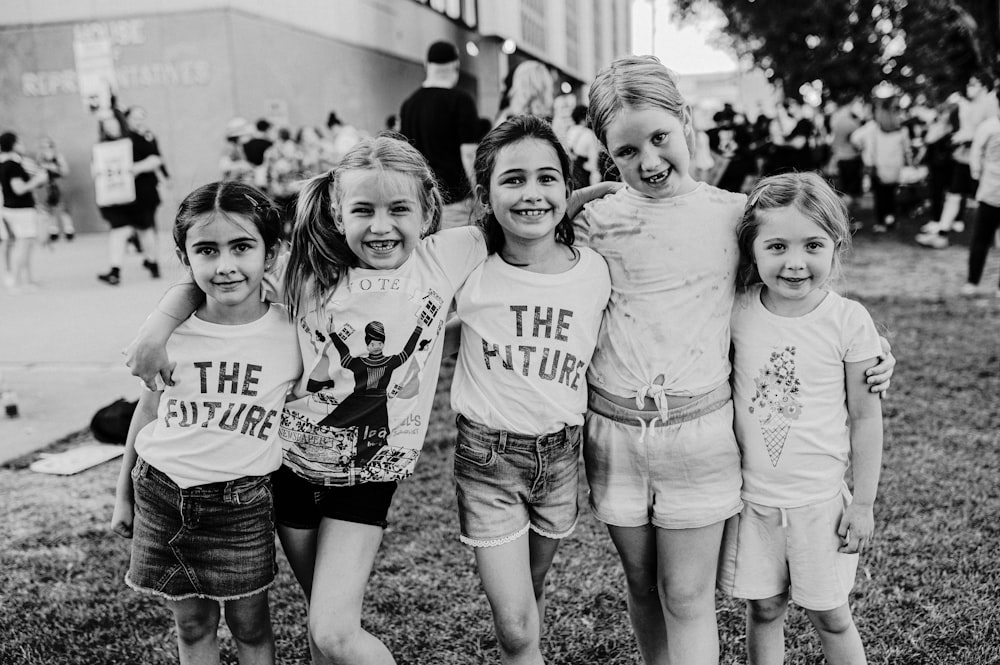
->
[135, 304, 301, 488]
[451, 247, 611, 433]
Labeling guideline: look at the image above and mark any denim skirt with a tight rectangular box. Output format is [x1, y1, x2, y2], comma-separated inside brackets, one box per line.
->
[125, 457, 276, 601]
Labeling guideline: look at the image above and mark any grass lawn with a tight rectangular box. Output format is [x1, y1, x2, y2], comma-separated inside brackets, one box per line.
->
[2, 217, 999, 664]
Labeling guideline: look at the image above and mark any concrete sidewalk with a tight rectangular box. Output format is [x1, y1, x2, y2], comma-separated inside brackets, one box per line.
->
[0, 233, 185, 465]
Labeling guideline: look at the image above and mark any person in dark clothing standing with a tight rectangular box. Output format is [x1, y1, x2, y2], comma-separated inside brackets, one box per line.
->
[399, 40, 481, 229]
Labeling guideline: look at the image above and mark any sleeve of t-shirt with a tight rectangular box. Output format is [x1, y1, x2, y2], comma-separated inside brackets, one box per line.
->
[456, 93, 481, 145]
[842, 299, 883, 363]
[425, 226, 487, 291]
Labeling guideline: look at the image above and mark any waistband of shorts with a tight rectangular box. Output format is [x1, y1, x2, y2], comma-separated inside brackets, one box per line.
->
[456, 415, 580, 450]
[586, 382, 731, 426]
[134, 457, 269, 497]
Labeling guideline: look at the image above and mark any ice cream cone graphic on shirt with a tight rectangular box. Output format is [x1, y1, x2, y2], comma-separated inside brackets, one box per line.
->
[748, 346, 803, 467]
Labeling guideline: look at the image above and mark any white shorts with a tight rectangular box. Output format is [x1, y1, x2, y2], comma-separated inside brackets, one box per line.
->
[717, 487, 860, 611]
[584, 384, 743, 529]
[2, 207, 39, 239]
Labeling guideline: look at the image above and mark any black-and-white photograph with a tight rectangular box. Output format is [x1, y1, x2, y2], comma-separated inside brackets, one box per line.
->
[1, 1, 997, 663]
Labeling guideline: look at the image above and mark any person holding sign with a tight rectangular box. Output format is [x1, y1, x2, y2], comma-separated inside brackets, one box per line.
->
[94, 108, 164, 286]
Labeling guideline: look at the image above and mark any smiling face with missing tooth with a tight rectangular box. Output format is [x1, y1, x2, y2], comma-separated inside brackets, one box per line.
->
[604, 105, 698, 200]
[336, 170, 430, 270]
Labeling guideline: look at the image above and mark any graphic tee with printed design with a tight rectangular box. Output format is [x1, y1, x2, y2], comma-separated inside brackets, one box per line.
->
[134, 304, 302, 489]
[730, 285, 882, 508]
[281, 227, 487, 486]
[451, 247, 611, 434]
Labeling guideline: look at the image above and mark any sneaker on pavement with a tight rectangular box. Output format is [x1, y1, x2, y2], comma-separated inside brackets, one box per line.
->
[960, 283, 979, 296]
[919, 220, 940, 234]
[97, 270, 121, 285]
[916, 232, 949, 249]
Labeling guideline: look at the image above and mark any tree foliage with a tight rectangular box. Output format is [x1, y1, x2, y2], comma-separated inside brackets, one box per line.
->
[672, 0, 999, 104]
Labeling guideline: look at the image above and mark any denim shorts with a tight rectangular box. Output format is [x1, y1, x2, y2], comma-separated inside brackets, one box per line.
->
[125, 457, 276, 602]
[272, 464, 398, 529]
[718, 486, 859, 611]
[584, 383, 743, 529]
[453, 415, 582, 547]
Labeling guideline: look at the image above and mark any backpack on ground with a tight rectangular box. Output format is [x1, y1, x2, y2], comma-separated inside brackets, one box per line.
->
[90, 398, 138, 444]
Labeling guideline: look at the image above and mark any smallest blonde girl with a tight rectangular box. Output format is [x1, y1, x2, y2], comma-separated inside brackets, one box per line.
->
[111, 181, 301, 665]
[720, 172, 884, 665]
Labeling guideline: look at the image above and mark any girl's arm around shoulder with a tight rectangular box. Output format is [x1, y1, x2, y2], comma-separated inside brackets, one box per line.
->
[569, 184, 628, 248]
[568, 182, 623, 219]
[867, 336, 895, 395]
[423, 226, 488, 289]
[839, 357, 883, 556]
[125, 277, 202, 390]
[442, 315, 462, 359]
[263, 246, 290, 304]
[110, 388, 161, 539]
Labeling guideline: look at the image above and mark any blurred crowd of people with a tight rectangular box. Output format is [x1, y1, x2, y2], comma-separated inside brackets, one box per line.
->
[219, 111, 369, 232]
[688, 73, 1000, 248]
[5, 50, 999, 295]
